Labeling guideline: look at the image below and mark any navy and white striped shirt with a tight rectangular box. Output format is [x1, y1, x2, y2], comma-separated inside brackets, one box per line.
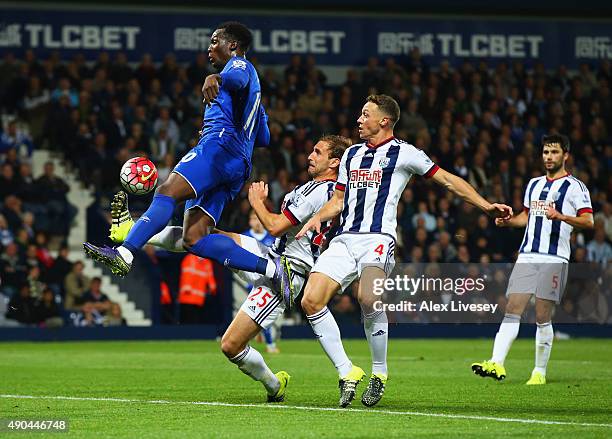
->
[519, 174, 592, 260]
[335, 137, 438, 241]
[269, 179, 336, 271]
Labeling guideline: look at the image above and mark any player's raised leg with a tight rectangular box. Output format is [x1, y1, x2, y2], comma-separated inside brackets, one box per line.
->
[527, 298, 555, 385]
[84, 172, 194, 276]
[301, 272, 364, 408]
[105, 187, 293, 295]
[472, 292, 531, 380]
[358, 266, 388, 406]
[181, 205, 293, 298]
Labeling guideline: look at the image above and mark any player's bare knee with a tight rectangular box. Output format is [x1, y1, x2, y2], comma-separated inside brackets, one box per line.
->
[220, 333, 243, 358]
[535, 306, 553, 324]
[357, 295, 377, 313]
[156, 180, 177, 198]
[505, 302, 524, 316]
[505, 294, 529, 316]
[181, 229, 208, 251]
[181, 234, 197, 251]
[301, 293, 325, 316]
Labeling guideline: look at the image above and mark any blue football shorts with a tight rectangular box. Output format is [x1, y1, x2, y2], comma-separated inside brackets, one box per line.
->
[173, 133, 250, 225]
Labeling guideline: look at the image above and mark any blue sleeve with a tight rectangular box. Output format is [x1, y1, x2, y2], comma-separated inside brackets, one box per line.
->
[255, 106, 270, 147]
[220, 66, 248, 91]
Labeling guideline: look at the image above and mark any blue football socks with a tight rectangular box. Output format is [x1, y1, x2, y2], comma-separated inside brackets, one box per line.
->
[190, 234, 269, 275]
[263, 327, 274, 345]
[123, 194, 176, 253]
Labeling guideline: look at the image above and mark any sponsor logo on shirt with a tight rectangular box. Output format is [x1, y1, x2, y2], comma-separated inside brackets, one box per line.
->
[349, 168, 383, 189]
[530, 200, 554, 217]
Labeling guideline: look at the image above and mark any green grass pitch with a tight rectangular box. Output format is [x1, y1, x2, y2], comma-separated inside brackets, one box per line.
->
[1, 338, 611, 438]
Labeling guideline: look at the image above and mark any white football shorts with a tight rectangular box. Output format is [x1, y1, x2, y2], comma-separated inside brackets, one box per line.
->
[311, 232, 395, 291]
[236, 234, 307, 329]
[506, 253, 568, 304]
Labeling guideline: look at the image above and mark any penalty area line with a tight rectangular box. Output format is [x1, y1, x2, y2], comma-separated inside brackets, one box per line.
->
[1, 394, 611, 428]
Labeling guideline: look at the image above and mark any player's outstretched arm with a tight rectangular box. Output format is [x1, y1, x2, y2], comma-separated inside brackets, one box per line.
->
[248, 181, 293, 237]
[295, 189, 344, 239]
[546, 206, 594, 230]
[431, 168, 512, 219]
[495, 210, 528, 228]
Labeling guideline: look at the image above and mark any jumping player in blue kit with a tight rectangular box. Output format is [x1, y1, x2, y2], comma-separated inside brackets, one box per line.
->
[84, 22, 293, 297]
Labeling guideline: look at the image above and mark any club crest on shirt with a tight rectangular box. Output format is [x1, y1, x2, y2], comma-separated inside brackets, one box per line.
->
[232, 59, 247, 70]
[378, 157, 390, 168]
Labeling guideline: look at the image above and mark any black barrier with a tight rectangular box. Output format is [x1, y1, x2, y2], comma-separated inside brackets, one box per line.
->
[1, 323, 612, 342]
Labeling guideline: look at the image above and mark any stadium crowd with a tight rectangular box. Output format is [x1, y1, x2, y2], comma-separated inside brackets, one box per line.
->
[0, 49, 610, 325]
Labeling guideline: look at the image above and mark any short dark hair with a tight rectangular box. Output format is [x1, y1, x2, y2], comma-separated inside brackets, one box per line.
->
[218, 21, 253, 52]
[542, 134, 570, 153]
[366, 94, 400, 128]
[319, 135, 352, 160]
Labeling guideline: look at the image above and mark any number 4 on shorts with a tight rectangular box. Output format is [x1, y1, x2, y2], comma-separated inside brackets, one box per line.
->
[374, 244, 384, 256]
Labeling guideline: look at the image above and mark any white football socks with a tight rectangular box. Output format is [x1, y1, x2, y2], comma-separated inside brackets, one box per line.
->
[307, 307, 353, 377]
[363, 310, 388, 377]
[148, 226, 185, 252]
[265, 261, 276, 278]
[491, 313, 521, 365]
[534, 321, 554, 376]
[230, 345, 280, 395]
[116, 246, 134, 264]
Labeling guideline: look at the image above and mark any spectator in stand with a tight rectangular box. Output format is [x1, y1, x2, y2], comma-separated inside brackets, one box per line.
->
[152, 106, 180, 146]
[0, 163, 19, 202]
[81, 277, 113, 316]
[586, 228, 612, 263]
[0, 119, 34, 158]
[46, 245, 72, 296]
[0, 214, 13, 247]
[1, 196, 25, 238]
[63, 261, 89, 311]
[104, 302, 126, 326]
[34, 161, 76, 236]
[35, 287, 63, 327]
[6, 284, 37, 325]
[594, 202, 612, 242]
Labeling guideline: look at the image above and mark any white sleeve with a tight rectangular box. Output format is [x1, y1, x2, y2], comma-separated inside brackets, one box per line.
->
[568, 181, 593, 216]
[402, 146, 438, 178]
[282, 183, 331, 226]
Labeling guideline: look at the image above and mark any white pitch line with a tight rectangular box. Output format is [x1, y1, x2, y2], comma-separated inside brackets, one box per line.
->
[1, 394, 610, 429]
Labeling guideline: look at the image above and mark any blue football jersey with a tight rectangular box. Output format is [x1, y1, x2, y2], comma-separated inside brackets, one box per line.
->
[201, 56, 269, 163]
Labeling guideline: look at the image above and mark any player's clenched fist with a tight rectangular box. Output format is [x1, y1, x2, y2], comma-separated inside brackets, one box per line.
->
[202, 74, 222, 106]
[545, 204, 563, 221]
[248, 181, 268, 205]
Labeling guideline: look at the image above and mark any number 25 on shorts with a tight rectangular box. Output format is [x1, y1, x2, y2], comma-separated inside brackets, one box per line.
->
[248, 286, 273, 308]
